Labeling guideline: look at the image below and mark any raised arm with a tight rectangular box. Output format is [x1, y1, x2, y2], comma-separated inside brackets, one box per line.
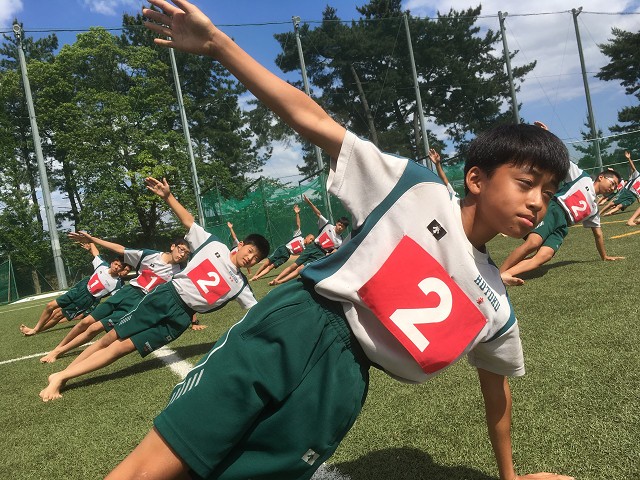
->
[145, 176, 194, 229]
[625, 151, 636, 173]
[303, 194, 322, 218]
[293, 204, 301, 230]
[429, 148, 450, 186]
[68, 231, 125, 255]
[143, 0, 345, 159]
[227, 221, 239, 245]
[77, 240, 100, 258]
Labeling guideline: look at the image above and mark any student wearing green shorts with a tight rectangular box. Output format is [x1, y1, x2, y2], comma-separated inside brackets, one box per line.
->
[38, 176, 269, 402]
[106, 4, 575, 480]
[251, 204, 315, 281]
[39, 232, 190, 363]
[601, 151, 639, 216]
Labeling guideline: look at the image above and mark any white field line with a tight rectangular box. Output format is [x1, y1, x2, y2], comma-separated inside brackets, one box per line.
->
[0, 301, 52, 315]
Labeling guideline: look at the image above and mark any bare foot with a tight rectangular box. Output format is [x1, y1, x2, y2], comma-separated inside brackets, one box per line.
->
[268, 280, 277, 286]
[39, 373, 66, 402]
[20, 324, 37, 336]
[501, 272, 525, 286]
[40, 351, 60, 363]
[626, 221, 638, 226]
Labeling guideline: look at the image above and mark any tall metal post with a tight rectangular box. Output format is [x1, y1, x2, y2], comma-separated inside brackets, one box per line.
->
[403, 13, 431, 168]
[498, 12, 520, 124]
[169, 47, 205, 226]
[292, 16, 333, 221]
[572, 8, 602, 170]
[14, 24, 67, 289]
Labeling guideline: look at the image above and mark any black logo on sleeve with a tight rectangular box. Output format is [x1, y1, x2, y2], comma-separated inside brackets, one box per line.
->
[427, 219, 447, 240]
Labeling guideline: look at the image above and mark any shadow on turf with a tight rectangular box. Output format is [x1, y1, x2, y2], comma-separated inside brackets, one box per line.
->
[517, 260, 585, 281]
[59, 341, 218, 393]
[333, 447, 494, 480]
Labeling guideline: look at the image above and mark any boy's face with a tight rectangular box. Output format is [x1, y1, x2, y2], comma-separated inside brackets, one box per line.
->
[304, 234, 315, 245]
[594, 174, 618, 196]
[232, 242, 262, 269]
[119, 265, 132, 278]
[335, 222, 346, 235]
[170, 243, 191, 263]
[109, 260, 124, 275]
[469, 162, 558, 242]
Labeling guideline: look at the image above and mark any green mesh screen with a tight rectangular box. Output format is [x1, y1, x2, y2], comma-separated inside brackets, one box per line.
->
[0, 258, 19, 305]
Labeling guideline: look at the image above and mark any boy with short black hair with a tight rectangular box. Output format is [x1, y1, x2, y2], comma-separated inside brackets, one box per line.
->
[250, 204, 315, 281]
[39, 233, 190, 363]
[106, 3, 575, 480]
[38, 176, 269, 401]
[20, 242, 129, 336]
[268, 194, 348, 285]
[600, 151, 639, 216]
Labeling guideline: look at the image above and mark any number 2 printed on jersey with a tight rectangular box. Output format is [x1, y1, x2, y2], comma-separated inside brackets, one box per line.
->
[186, 259, 231, 304]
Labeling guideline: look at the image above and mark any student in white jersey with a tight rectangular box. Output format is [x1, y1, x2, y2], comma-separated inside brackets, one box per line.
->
[20, 241, 129, 336]
[500, 121, 624, 286]
[268, 194, 348, 285]
[600, 151, 639, 216]
[38, 176, 269, 402]
[107, 3, 576, 480]
[39, 232, 190, 364]
[250, 204, 315, 281]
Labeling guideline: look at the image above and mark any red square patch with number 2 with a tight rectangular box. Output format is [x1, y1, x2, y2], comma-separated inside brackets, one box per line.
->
[186, 259, 231, 305]
[358, 236, 487, 374]
[563, 189, 592, 223]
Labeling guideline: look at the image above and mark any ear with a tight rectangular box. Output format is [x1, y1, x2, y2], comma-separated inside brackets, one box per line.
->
[237, 241, 244, 247]
[465, 166, 485, 195]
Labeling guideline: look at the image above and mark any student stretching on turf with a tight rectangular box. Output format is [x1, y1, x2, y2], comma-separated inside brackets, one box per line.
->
[250, 204, 314, 281]
[39, 233, 190, 363]
[500, 122, 625, 286]
[227, 221, 253, 275]
[38, 176, 269, 401]
[268, 194, 348, 285]
[600, 151, 639, 216]
[20, 242, 129, 336]
[107, 4, 575, 480]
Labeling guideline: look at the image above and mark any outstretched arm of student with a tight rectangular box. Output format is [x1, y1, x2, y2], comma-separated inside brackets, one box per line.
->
[477, 369, 575, 480]
[69, 231, 125, 255]
[81, 241, 100, 258]
[625, 151, 636, 173]
[145, 176, 194, 229]
[294, 204, 301, 230]
[105, 427, 189, 480]
[143, 0, 345, 158]
[227, 221, 239, 244]
[591, 227, 624, 261]
[429, 148, 449, 186]
[303, 194, 322, 218]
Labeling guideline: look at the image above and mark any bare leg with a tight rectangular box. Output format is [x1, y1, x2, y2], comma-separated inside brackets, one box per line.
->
[251, 262, 275, 281]
[20, 300, 58, 336]
[626, 205, 640, 226]
[39, 316, 98, 363]
[499, 234, 543, 273]
[39, 331, 135, 402]
[65, 326, 118, 369]
[599, 199, 615, 214]
[502, 246, 556, 286]
[269, 263, 298, 285]
[40, 320, 106, 363]
[39, 308, 66, 333]
[602, 204, 622, 216]
[272, 264, 305, 285]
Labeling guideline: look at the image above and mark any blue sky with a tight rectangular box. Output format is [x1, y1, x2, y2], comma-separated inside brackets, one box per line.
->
[1, 0, 639, 183]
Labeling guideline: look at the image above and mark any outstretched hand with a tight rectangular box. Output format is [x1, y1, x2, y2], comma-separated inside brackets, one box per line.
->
[428, 148, 441, 165]
[517, 473, 574, 480]
[227, 221, 233, 228]
[68, 231, 93, 244]
[145, 177, 171, 200]
[625, 150, 631, 160]
[604, 255, 625, 261]
[533, 120, 549, 130]
[293, 204, 300, 214]
[143, 0, 218, 57]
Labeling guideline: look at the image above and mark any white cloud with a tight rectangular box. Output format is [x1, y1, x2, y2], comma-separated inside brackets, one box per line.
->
[0, 0, 23, 27]
[79, 0, 141, 17]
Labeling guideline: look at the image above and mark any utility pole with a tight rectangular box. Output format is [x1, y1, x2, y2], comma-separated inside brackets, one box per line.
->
[404, 13, 431, 168]
[169, 47, 206, 227]
[498, 12, 520, 124]
[14, 23, 67, 289]
[292, 16, 333, 221]
[572, 7, 603, 170]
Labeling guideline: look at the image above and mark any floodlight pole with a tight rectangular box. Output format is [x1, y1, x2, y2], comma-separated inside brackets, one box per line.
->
[292, 16, 333, 222]
[14, 24, 67, 289]
[169, 47, 206, 227]
[498, 12, 520, 124]
[403, 13, 431, 169]
[572, 7, 602, 171]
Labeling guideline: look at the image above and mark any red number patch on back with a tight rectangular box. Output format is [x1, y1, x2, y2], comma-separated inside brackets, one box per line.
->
[358, 236, 486, 374]
[563, 190, 592, 223]
[316, 231, 335, 250]
[289, 239, 304, 254]
[186, 259, 231, 305]
[632, 179, 640, 193]
[136, 269, 167, 292]
[87, 273, 105, 295]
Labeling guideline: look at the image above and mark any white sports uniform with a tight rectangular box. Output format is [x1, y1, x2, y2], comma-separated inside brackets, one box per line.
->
[555, 162, 601, 228]
[285, 228, 305, 255]
[87, 256, 123, 299]
[314, 215, 343, 253]
[124, 249, 183, 293]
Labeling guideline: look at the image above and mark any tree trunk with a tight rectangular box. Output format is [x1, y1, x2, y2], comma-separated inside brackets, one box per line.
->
[31, 269, 42, 294]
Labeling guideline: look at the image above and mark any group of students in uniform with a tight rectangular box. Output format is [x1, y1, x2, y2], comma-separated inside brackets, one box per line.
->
[18, 1, 637, 478]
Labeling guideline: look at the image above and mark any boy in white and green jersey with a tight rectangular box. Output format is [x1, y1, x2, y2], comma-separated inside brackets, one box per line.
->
[601, 151, 640, 216]
[38, 176, 269, 402]
[107, 4, 575, 480]
[39, 233, 190, 363]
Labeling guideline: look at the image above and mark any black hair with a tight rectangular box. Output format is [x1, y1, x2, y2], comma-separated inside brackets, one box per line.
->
[336, 217, 350, 227]
[464, 123, 570, 193]
[599, 169, 622, 184]
[171, 238, 190, 250]
[242, 234, 270, 260]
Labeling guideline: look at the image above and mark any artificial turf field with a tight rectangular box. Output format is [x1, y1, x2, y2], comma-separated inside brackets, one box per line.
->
[1, 212, 638, 479]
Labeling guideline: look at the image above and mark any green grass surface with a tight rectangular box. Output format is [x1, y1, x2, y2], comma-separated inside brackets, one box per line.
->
[1, 213, 639, 479]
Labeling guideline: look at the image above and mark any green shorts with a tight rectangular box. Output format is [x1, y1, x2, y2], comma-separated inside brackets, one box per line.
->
[267, 244, 292, 268]
[613, 188, 638, 209]
[530, 200, 569, 252]
[153, 280, 370, 480]
[56, 277, 99, 320]
[94, 285, 146, 332]
[113, 282, 194, 357]
[294, 243, 326, 266]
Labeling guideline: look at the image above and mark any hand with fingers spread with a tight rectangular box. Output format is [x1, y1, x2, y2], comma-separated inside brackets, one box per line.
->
[145, 176, 171, 200]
